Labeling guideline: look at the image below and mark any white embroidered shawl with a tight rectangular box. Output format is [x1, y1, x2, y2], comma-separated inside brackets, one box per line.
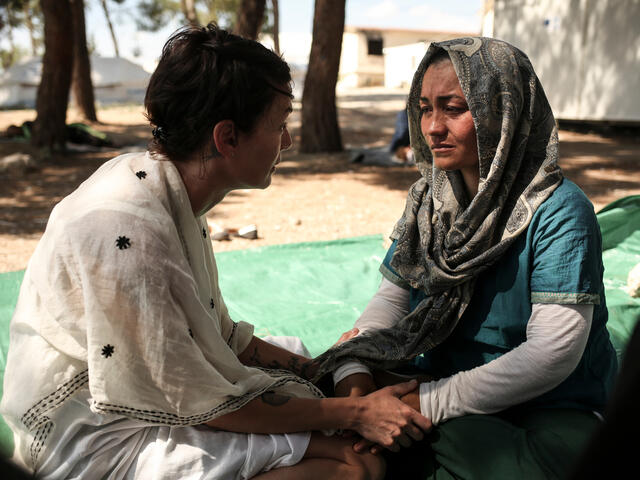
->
[1, 152, 321, 457]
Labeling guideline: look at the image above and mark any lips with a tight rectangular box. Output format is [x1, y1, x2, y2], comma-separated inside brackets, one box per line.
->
[430, 144, 455, 154]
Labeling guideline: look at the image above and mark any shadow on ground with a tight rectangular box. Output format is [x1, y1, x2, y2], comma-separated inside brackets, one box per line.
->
[1, 104, 638, 236]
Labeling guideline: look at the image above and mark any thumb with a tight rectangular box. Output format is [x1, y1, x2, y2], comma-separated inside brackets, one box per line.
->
[389, 379, 419, 397]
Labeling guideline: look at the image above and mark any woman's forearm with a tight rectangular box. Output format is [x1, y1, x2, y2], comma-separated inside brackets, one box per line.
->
[206, 381, 432, 450]
[420, 303, 593, 424]
[238, 335, 317, 380]
[206, 394, 357, 434]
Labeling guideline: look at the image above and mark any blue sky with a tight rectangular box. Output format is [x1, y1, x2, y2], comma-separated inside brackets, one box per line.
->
[6, 0, 483, 71]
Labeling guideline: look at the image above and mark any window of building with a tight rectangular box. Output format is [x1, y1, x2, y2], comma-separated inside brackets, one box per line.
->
[367, 38, 384, 56]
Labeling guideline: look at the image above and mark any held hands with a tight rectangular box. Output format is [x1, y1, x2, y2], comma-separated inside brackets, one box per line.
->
[352, 380, 432, 453]
[332, 328, 433, 453]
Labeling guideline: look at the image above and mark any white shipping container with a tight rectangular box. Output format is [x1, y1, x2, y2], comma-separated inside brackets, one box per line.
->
[486, 0, 640, 124]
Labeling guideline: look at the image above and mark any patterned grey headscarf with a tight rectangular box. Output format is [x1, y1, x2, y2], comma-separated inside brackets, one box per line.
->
[313, 37, 563, 380]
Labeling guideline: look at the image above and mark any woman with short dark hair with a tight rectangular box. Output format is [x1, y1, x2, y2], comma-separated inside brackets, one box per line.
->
[0, 25, 431, 479]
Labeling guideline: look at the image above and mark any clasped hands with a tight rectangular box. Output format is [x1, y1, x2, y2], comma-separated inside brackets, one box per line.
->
[333, 328, 433, 454]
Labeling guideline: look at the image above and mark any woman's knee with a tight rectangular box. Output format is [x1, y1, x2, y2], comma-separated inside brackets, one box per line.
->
[357, 451, 386, 480]
[340, 444, 386, 480]
[306, 433, 385, 480]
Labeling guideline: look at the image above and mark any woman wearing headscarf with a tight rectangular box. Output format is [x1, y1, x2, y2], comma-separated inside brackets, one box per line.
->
[0, 25, 433, 479]
[315, 37, 618, 478]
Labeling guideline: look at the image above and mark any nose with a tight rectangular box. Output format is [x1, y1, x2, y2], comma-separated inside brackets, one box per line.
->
[280, 126, 292, 151]
[422, 110, 447, 139]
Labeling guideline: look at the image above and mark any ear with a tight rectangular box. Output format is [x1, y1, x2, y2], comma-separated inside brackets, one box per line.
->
[212, 120, 238, 157]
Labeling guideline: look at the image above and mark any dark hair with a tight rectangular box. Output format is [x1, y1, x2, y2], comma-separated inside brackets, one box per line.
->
[144, 23, 292, 161]
[429, 48, 451, 67]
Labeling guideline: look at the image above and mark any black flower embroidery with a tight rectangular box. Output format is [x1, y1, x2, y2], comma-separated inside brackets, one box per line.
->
[210, 298, 215, 309]
[116, 236, 131, 250]
[101, 344, 114, 358]
[135, 170, 147, 179]
[202, 227, 207, 238]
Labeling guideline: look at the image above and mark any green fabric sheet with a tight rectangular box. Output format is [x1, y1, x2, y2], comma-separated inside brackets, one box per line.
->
[596, 196, 640, 361]
[215, 235, 387, 356]
[0, 271, 24, 458]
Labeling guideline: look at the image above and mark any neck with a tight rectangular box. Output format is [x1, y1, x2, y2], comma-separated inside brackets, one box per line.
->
[172, 153, 231, 216]
[461, 167, 480, 199]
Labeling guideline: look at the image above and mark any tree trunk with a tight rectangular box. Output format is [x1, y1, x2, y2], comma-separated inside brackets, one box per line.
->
[99, 0, 119, 57]
[300, 0, 345, 153]
[70, 0, 97, 122]
[234, 0, 266, 40]
[4, 9, 16, 68]
[23, 0, 38, 56]
[180, 0, 199, 26]
[271, 0, 279, 54]
[32, 0, 73, 152]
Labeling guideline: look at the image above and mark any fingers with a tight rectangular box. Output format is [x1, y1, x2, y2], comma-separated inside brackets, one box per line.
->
[334, 328, 359, 347]
[353, 438, 375, 453]
[339, 328, 359, 342]
[388, 425, 423, 451]
[370, 444, 384, 455]
[405, 422, 425, 442]
[409, 410, 433, 433]
[387, 379, 419, 397]
[357, 428, 418, 453]
[378, 426, 426, 453]
[397, 432, 413, 449]
[385, 441, 401, 453]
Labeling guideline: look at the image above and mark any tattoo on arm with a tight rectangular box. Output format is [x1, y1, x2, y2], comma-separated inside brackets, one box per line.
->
[249, 347, 262, 366]
[248, 347, 314, 379]
[260, 391, 291, 406]
[297, 359, 314, 380]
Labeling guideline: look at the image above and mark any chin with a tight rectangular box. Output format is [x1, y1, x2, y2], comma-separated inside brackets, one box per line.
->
[433, 159, 459, 171]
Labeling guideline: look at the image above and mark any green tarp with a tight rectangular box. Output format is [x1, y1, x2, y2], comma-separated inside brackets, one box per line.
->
[0, 197, 638, 458]
[0, 271, 22, 458]
[596, 196, 640, 359]
[214, 235, 388, 356]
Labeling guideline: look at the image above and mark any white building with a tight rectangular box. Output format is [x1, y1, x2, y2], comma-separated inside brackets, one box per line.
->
[0, 58, 40, 109]
[483, 0, 640, 124]
[262, 26, 474, 96]
[339, 26, 473, 89]
[383, 42, 430, 89]
[0, 55, 151, 109]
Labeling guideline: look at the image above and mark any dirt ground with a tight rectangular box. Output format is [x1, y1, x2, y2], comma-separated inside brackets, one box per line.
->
[1, 88, 639, 272]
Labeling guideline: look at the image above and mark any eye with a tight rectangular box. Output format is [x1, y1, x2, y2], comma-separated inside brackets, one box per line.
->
[420, 105, 432, 115]
[445, 105, 468, 114]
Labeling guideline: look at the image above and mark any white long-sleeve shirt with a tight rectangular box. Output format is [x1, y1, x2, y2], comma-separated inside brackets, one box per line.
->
[333, 278, 592, 425]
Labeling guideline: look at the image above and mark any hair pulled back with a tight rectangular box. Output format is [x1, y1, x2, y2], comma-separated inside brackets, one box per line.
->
[144, 23, 292, 161]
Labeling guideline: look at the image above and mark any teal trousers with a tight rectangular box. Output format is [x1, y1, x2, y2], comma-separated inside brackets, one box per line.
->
[384, 408, 599, 479]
